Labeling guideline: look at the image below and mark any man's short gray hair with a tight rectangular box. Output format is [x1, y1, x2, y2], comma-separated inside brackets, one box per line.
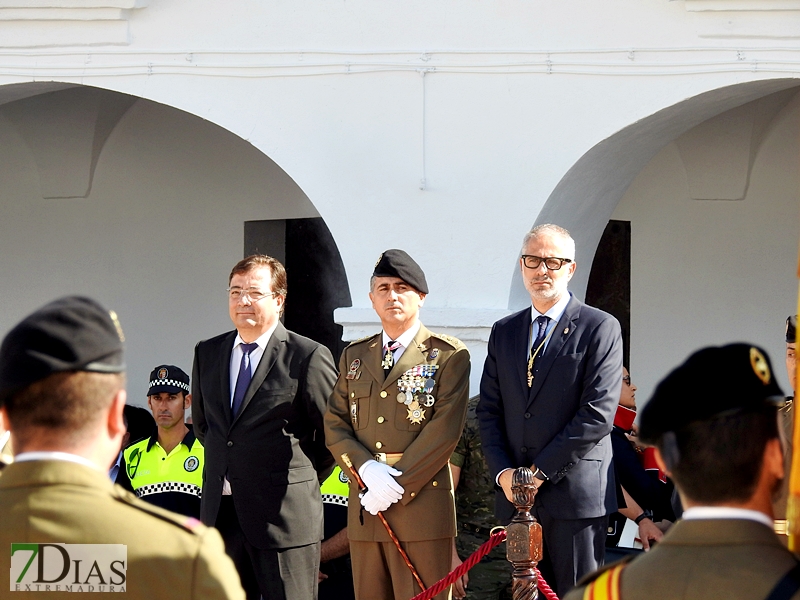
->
[520, 224, 575, 258]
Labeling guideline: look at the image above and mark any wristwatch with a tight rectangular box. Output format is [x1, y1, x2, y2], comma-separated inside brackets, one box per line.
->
[634, 509, 654, 525]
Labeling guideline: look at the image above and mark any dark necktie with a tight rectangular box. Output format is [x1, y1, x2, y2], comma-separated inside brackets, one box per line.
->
[527, 316, 550, 387]
[531, 315, 550, 358]
[232, 342, 259, 418]
[382, 340, 401, 379]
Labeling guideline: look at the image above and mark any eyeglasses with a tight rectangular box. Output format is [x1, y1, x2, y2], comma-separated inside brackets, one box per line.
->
[227, 287, 276, 302]
[622, 375, 632, 386]
[521, 255, 573, 271]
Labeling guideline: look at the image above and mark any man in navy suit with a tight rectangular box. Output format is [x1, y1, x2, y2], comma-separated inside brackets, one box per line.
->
[193, 255, 337, 600]
[477, 224, 623, 597]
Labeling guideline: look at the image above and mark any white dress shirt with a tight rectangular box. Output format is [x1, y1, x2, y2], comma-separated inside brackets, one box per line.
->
[382, 320, 421, 363]
[682, 506, 774, 529]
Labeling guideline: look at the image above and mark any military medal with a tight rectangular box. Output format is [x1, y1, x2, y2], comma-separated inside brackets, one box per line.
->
[407, 400, 425, 425]
[428, 348, 439, 360]
[350, 399, 358, 427]
[397, 365, 439, 423]
[381, 349, 394, 370]
[346, 358, 361, 380]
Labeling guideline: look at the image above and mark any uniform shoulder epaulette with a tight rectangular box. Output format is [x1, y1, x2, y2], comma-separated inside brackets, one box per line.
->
[575, 554, 634, 587]
[430, 332, 466, 350]
[346, 333, 380, 347]
[111, 486, 205, 534]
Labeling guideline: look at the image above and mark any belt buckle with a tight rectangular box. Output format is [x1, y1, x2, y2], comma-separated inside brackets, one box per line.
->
[374, 452, 387, 464]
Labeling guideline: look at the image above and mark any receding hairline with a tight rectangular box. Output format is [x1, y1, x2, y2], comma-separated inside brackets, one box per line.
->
[520, 224, 576, 258]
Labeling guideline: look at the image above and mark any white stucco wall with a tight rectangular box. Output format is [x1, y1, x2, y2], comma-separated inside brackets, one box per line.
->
[0, 97, 317, 401]
[612, 91, 800, 404]
[0, 1, 798, 396]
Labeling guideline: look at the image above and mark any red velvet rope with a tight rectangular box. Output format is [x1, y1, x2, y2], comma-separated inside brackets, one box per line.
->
[408, 529, 559, 600]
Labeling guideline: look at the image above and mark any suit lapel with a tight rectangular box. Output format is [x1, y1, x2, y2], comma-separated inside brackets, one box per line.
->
[219, 331, 237, 430]
[230, 323, 286, 428]
[516, 308, 533, 394]
[382, 324, 430, 391]
[362, 335, 384, 384]
[526, 297, 580, 406]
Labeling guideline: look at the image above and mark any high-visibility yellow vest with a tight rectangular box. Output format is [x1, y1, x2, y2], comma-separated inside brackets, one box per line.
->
[124, 430, 204, 501]
[320, 465, 349, 507]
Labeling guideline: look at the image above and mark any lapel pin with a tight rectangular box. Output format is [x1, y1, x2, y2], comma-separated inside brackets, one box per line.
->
[563, 328, 569, 335]
[428, 348, 439, 360]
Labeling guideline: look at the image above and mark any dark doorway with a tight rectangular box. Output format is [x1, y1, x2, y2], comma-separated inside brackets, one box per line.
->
[244, 218, 352, 360]
[585, 220, 631, 369]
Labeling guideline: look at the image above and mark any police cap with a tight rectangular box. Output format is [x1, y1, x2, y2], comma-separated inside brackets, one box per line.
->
[787, 315, 797, 344]
[639, 343, 784, 444]
[373, 249, 429, 294]
[0, 296, 125, 406]
[148, 364, 190, 396]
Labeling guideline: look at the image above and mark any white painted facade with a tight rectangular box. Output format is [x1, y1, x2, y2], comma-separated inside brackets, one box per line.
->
[0, 1, 797, 401]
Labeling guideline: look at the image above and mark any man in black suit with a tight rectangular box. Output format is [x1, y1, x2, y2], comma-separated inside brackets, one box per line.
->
[193, 255, 338, 600]
[477, 224, 622, 597]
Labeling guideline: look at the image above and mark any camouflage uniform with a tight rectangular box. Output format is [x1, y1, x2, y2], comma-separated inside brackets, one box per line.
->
[450, 396, 512, 600]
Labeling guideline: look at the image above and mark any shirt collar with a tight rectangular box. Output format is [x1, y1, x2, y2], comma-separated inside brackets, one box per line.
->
[531, 292, 571, 324]
[234, 321, 278, 350]
[682, 506, 774, 529]
[14, 451, 101, 471]
[146, 426, 195, 451]
[382, 321, 421, 350]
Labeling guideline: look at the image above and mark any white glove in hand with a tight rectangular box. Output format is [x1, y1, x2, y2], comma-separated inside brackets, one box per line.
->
[358, 459, 404, 504]
[360, 490, 392, 515]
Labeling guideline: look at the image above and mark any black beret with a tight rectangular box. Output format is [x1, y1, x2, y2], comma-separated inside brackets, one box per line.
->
[787, 315, 797, 344]
[0, 296, 125, 406]
[373, 249, 429, 294]
[147, 364, 190, 396]
[639, 343, 784, 444]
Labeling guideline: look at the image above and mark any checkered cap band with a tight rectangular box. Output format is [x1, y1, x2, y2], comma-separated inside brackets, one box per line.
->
[135, 481, 201, 499]
[321, 493, 348, 507]
[148, 378, 190, 393]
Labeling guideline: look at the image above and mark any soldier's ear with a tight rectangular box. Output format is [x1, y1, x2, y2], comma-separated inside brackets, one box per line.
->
[653, 446, 673, 478]
[184, 393, 192, 409]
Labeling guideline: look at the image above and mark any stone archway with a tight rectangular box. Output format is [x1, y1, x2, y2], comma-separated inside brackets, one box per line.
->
[0, 82, 350, 400]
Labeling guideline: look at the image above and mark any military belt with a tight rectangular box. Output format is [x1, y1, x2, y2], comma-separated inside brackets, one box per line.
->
[374, 452, 403, 466]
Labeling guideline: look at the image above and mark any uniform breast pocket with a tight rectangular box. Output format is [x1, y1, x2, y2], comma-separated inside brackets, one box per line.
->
[348, 381, 372, 430]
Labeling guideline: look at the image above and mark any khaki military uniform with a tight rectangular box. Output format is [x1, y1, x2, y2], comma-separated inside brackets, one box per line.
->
[0, 459, 245, 599]
[450, 396, 511, 600]
[565, 518, 800, 600]
[325, 324, 470, 600]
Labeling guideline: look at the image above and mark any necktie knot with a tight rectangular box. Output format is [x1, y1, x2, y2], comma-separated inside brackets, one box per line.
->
[232, 343, 259, 418]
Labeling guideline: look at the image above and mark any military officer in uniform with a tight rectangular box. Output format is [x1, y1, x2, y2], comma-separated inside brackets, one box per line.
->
[566, 344, 800, 600]
[325, 249, 471, 600]
[0, 296, 244, 599]
[122, 365, 204, 517]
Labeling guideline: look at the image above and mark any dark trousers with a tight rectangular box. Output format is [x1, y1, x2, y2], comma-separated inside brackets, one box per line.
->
[216, 496, 321, 600]
[531, 505, 608, 599]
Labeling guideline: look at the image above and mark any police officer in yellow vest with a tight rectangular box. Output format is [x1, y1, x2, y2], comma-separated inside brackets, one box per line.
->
[123, 365, 204, 518]
[319, 465, 356, 600]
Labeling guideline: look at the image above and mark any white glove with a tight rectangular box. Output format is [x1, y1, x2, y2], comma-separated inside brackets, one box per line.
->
[360, 490, 392, 515]
[358, 459, 404, 504]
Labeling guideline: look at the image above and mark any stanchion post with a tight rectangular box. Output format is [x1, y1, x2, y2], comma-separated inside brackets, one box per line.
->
[506, 467, 543, 600]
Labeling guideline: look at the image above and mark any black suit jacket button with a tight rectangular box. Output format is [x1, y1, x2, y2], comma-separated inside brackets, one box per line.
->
[520, 446, 527, 453]
[524, 412, 531, 419]
[227, 441, 234, 447]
